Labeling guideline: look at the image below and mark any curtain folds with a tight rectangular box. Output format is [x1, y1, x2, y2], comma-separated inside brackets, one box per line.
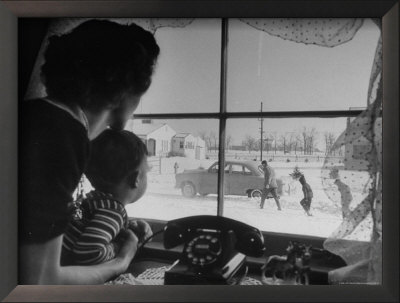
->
[25, 17, 383, 284]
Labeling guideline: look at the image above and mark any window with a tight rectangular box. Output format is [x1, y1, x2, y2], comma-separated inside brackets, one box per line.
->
[28, 18, 381, 241]
[231, 164, 244, 174]
[128, 18, 381, 241]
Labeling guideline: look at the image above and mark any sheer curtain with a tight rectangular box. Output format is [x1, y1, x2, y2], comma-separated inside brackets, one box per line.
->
[25, 18, 382, 284]
[236, 18, 382, 284]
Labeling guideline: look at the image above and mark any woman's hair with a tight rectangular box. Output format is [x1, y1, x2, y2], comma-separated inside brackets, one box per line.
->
[41, 19, 160, 110]
[85, 129, 148, 192]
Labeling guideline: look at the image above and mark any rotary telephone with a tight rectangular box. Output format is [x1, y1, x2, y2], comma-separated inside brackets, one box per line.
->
[163, 215, 265, 285]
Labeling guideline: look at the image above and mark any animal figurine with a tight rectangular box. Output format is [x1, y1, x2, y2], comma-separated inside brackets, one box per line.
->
[294, 244, 312, 285]
[261, 241, 312, 285]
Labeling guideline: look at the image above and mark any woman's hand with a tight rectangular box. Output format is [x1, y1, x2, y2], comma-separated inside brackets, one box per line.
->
[128, 219, 153, 245]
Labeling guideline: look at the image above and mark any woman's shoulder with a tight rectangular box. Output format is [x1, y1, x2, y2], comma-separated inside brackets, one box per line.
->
[22, 98, 89, 143]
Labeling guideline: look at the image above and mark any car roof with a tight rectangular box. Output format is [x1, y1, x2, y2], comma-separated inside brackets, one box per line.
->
[212, 160, 263, 174]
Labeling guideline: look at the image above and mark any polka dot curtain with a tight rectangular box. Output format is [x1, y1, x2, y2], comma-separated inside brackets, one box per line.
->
[239, 18, 364, 47]
[24, 18, 383, 284]
[320, 38, 382, 283]
[239, 17, 382, 284]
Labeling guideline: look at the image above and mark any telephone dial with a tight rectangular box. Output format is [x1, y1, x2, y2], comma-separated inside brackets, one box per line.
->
[163, 215, 265, 285]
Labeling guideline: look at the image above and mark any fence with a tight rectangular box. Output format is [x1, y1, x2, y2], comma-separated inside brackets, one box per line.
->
[147, 153, 344, 176]
[148, 156, 162, 174]
[206, 151, 343, 164]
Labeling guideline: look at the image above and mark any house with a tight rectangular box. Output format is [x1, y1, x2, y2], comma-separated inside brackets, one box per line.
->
[125, 119, 206, 159]
[125, 119, 176, 156]
[171, 133, 206, 160]
[334, 116, 372, 171]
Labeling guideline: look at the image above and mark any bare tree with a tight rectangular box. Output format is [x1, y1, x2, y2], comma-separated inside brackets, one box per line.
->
[301, 127, 308, 155]
[242, 135, 257, 153]
[280, 133, 294, 154]
[301, 127, 318, 155]
[209, 131, 218, 152]
[324, 132, 337, 155]
[308, 128, 318, 155]
[292, 133, 302, 156]
[198, 130, 207, 141]
[198, 130, 210, 152]
[269, 132, 278, 154]
[264, 134, 273, 154]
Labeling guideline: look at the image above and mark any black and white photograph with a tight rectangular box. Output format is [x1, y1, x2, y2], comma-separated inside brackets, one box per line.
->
[14, 18, 383, 287]
[15, 16, 386, 287]
[1, 0, 400, 301]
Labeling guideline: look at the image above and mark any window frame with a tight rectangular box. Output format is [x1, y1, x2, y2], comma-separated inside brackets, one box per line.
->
[134, 18, 367, 218]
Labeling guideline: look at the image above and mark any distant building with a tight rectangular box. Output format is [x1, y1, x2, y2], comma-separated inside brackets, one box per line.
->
[334, 115, 372, 171]
[171, 133, 206, 160]
[125, 119, 176, 157]
[125, 119, 205, 159]
[231, 145, 246, 151]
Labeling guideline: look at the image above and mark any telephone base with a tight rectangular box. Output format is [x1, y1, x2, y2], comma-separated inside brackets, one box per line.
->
[164, 253, 246, 285]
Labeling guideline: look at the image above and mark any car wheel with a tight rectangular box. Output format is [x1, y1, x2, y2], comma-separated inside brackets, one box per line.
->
[250, 189, 262, 201]
[182, 182, 196, 197]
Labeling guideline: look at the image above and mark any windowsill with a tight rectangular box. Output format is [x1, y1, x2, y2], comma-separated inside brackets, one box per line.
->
[135, 240, 345, 277]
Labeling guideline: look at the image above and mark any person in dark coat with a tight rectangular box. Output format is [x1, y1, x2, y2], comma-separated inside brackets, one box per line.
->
[259, 160, 282, 210]
[290, 167, 313, 216]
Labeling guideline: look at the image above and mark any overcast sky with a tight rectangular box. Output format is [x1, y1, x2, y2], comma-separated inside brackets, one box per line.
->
[135, 18, 380, 146]
[28, 18, 381, 148]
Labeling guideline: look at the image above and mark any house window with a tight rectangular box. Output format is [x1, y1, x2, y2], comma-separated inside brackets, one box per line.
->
[126, 18, 381, 240]
[162, 140, 168, 152]
[186, 142, 194, 149]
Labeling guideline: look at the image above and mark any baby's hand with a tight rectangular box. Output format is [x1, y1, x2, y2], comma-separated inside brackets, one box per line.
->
[128, 219, 153, 245]
[116, 229, 139, 269]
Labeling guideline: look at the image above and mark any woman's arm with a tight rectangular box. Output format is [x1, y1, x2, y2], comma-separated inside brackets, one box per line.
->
[71, 208, 125, 265]
[19, 230, 138, 285]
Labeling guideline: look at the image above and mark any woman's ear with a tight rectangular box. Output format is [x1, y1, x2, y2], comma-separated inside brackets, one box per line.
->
[127, 171, 139, 189]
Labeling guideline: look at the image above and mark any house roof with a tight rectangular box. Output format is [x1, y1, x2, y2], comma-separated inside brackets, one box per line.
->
[125, 119, 167, 136]
[173, 133, 192, 139]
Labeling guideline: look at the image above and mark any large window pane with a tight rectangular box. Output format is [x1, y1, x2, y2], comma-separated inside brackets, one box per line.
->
[227, 18, 381, 112]
[124, 119, 219, 221]
[25, 18, 221, 114]
[223, 117, 374, 240]
[137, 19, 221, 114]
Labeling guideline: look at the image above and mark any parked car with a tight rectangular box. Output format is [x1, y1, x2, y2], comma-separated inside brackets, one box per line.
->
[175, 160, 283, 198]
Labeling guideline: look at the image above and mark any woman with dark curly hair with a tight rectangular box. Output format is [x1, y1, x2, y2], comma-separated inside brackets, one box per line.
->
[19, 19, 160, 284]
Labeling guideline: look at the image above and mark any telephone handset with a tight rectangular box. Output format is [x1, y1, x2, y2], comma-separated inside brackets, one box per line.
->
[163, 215, 265, 284]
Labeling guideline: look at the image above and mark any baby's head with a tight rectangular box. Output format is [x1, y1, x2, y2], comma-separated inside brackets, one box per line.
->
[85, 129, 149, 204]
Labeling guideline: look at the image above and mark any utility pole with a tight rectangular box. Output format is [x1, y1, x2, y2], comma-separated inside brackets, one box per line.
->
[258, 102, 264, 161]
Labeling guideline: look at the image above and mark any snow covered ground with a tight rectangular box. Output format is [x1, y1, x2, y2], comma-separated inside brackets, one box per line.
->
[123, 156, 370, 239]
[80, 155, 370, 239]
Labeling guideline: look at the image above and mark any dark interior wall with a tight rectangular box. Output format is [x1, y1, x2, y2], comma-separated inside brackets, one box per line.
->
[0, 2, 17, 300]
[18, 18, 50, 101]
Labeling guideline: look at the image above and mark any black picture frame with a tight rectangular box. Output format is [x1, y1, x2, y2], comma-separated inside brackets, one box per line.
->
[0, 1, 398, 302]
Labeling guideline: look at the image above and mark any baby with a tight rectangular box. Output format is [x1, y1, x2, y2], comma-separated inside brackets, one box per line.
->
[62, 129, 152, 265]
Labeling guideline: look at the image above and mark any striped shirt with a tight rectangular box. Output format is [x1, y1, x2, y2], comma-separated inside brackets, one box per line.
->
[62, 190, 128, 265]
